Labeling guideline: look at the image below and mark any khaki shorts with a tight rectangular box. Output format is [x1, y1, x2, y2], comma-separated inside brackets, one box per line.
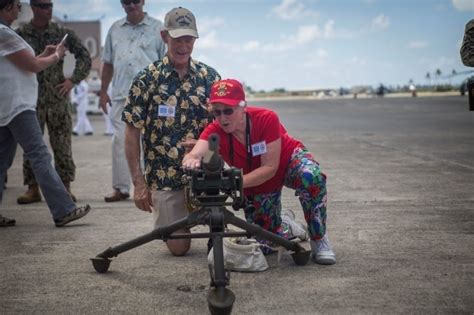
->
[151, 190, 188, 228]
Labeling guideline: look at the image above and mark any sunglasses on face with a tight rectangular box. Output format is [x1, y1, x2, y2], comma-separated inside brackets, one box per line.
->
[32, 3, 53, 9]
[212, 108, 235, 117]
[122, 0, 141, 5]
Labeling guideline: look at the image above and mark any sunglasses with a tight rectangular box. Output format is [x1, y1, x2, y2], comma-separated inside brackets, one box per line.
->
[32, 3, 53, 9]
[122, 0, 141, 5]
[212, 108, 235, 117]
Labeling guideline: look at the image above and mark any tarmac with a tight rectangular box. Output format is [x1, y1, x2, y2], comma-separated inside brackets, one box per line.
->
[1, 95, 473, 314]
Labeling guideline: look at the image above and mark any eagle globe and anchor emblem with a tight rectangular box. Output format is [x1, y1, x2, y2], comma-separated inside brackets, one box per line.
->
[215, 82, 232, 97]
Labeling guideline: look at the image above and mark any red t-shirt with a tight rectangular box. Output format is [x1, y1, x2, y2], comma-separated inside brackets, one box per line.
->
[200, 106, 303, 196]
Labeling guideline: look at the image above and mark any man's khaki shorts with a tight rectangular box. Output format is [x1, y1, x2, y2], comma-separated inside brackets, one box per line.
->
[151, 190, 188, 228]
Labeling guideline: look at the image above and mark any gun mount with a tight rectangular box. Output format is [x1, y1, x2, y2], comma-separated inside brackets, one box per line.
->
[90, 134, 310, 315]
[183, 134, 244, 209]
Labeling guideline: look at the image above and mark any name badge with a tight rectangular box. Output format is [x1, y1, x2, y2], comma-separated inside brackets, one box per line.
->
[251, 141, 267, 156]
[158, 105, 176, 117]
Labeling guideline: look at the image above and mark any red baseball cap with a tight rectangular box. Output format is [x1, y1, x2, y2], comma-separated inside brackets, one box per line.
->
[209, 79, 247, 107]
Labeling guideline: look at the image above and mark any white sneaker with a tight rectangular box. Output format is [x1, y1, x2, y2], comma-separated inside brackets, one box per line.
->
[310, 235, 336, 265]
[281, 209, 308, 241]
[282, 208, 295, 220]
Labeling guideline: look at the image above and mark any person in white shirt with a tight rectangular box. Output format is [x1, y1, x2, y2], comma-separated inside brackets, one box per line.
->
[71, 80, 94, 136]
[409, 83, 417, 97]
[88, 76, 113, 136]
[99, 0, 166, 202]
[0, 0, 90, 227]
[103, 85, 114, 136]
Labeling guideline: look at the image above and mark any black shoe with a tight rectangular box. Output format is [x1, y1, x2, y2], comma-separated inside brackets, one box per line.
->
[0, 214, 15, 227]
[72, 131, 78, 136]
[55, 205, 91, 227]
[85, 132, 93, 136]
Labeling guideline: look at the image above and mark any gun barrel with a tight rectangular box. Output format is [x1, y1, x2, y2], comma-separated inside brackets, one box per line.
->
[208, 134, 219, 152]
[203, 134, 223, 176]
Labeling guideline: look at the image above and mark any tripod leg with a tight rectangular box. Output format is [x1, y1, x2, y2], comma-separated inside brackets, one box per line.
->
[210, 232, 226, 288]
[224, 211, 297, 250]
[223, 209, 310, 265]
[207, 287, 235, 315]
[91, 215, 196, 273]
[207, 207, 235, 315]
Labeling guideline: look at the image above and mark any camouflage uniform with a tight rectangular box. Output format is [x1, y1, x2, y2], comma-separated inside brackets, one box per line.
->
[461, 19, 474, 67]
[16, 22, 91, 185]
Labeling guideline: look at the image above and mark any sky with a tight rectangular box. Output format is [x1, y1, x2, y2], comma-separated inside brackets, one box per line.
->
[52, 0, 474, 91]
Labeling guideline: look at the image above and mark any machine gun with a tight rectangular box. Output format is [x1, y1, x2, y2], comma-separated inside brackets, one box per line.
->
[184, 133, 244, 209]
[90, 134, 310, 315]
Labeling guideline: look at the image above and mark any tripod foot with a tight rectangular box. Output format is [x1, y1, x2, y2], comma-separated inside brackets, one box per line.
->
[207, 287, 235, 315]
[291, 250, 311, 266]
[90, 256, 111, 273]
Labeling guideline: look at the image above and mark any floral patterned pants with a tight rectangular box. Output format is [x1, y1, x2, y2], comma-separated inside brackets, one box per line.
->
[243, 147, 328, 242]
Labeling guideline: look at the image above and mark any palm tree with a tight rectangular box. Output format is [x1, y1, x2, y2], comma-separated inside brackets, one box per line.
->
[435, 69, 442, 86]
[450, 69, 457, 86]
[425, 72, 431, 86]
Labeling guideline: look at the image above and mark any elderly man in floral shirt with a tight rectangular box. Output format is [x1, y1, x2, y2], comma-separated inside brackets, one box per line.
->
[122, 7, 220, 256]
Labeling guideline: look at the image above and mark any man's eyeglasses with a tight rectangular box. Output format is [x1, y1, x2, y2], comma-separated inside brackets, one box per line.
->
[122, 0, 141, 5]
[32, 3, 53, 9]
[212, 108, 235, 117]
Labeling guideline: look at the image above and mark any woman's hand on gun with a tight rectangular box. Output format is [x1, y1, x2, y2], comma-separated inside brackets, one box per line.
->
[182, 153, 201, 170]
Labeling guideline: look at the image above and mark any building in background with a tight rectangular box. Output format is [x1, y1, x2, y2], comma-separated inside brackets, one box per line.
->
[62, 20, 101, 78]
[12, 4, 102, 114]
[12, 4, 101, 79]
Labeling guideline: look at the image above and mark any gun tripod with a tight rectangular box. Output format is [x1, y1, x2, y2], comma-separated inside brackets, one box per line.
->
[90, 134, 311, 314]
[91, 203, 310, 314]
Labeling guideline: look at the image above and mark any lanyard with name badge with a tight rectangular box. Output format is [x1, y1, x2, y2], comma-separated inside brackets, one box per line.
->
[229, 113, 252, 170]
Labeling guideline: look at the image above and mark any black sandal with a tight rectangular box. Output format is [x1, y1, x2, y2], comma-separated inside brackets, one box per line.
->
[0, 214, 16, 227]
[54, 205, 91, 227]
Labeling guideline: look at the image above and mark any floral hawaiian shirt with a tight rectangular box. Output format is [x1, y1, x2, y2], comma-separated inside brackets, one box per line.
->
[122, 55, 220, 191]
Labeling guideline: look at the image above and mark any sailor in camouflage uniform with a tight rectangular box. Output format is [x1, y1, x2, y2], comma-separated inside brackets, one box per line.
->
[461, 19, 474, 67]
[16, 0, 91, 204]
